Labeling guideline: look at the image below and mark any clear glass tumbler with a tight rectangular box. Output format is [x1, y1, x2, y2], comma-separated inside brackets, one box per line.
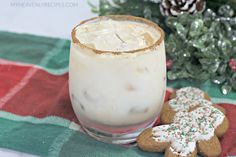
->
[69, 15, 166, 144]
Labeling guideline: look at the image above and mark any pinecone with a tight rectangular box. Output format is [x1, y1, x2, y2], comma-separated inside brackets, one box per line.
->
[160, 0, 206, 16]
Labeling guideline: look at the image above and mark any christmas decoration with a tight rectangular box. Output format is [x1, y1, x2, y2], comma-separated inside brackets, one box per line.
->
[166, 59, 173, 69]
[89, 0, 164, 24]
[91, 0, 236, 94]
[206, 0, 236, 13]
[160, 0, 205, 16]
[166, 5, 236, 94]
[229, 59, 236, 72]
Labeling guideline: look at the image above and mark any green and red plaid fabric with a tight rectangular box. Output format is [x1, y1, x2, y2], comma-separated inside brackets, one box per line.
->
[0, 31, 236, 157]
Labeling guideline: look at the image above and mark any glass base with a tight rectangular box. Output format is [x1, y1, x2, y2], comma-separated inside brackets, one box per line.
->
[82, 119, 156, 145]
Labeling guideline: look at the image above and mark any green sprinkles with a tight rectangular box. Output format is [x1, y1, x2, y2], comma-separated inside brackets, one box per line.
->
[152, 105, 225, 155]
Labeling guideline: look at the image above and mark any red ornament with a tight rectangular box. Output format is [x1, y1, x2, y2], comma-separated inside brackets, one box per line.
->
[231, 65, 236, 72]
[166, 59, 173, 70]
[229, 59, 236, 72]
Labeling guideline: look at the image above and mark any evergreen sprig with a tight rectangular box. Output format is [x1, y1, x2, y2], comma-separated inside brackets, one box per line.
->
[165, 8, 236, 94]
[89, 0, 164, 25]
[206, 0, 236, 13]
[90, 0, 236, 94]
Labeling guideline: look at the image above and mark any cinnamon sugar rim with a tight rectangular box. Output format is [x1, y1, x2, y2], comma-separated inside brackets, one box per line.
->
[71, 15, 164, 55]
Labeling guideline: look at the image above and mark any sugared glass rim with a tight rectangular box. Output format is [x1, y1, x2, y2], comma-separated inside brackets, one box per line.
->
[71, 15, 164, 55]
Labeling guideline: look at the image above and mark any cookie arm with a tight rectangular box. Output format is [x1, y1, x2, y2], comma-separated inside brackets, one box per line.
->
[137, 128, 170, 152]
[215, 117, 229, 138]
[160, 102, 176, 124]
[213, 104, 226, 115]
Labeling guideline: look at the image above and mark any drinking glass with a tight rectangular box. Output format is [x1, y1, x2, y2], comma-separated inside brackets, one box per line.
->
[69, 15, 166, 144]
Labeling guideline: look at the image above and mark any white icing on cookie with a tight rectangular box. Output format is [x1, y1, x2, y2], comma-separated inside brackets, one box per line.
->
[192, 105, 225, 138]
[169, 96, 212, 112]
[152, 106, 225, 156]
[176, 87, 205, 99]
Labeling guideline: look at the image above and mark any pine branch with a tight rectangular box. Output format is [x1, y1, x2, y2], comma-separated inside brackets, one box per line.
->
[89, 0, 164, 25]
[206, 0, 236, 12]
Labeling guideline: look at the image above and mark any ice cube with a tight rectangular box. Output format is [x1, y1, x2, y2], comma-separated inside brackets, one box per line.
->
[141, 32, 154, 46]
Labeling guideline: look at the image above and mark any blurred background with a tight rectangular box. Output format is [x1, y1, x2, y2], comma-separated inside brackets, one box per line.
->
[0, 0, 98, 39]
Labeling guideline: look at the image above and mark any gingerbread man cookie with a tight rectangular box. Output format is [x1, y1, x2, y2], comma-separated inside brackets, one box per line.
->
[161, 87, 226, 124]
[137, 106, 228, 157]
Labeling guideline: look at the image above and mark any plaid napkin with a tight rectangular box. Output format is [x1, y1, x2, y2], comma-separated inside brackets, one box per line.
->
[0, 31, 235, 157]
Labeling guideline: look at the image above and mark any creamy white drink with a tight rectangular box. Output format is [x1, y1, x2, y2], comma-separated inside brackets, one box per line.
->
[69, 15, 166, 144]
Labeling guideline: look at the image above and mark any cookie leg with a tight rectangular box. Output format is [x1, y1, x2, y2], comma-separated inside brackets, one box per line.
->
[215, 117, 229, 138]
[137, 128, 169, 152]
[197, 135, 221, 157]
[164, 147, 197, 157]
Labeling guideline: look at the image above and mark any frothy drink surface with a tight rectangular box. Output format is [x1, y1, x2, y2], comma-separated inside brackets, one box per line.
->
[76, 19, 160, 51]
